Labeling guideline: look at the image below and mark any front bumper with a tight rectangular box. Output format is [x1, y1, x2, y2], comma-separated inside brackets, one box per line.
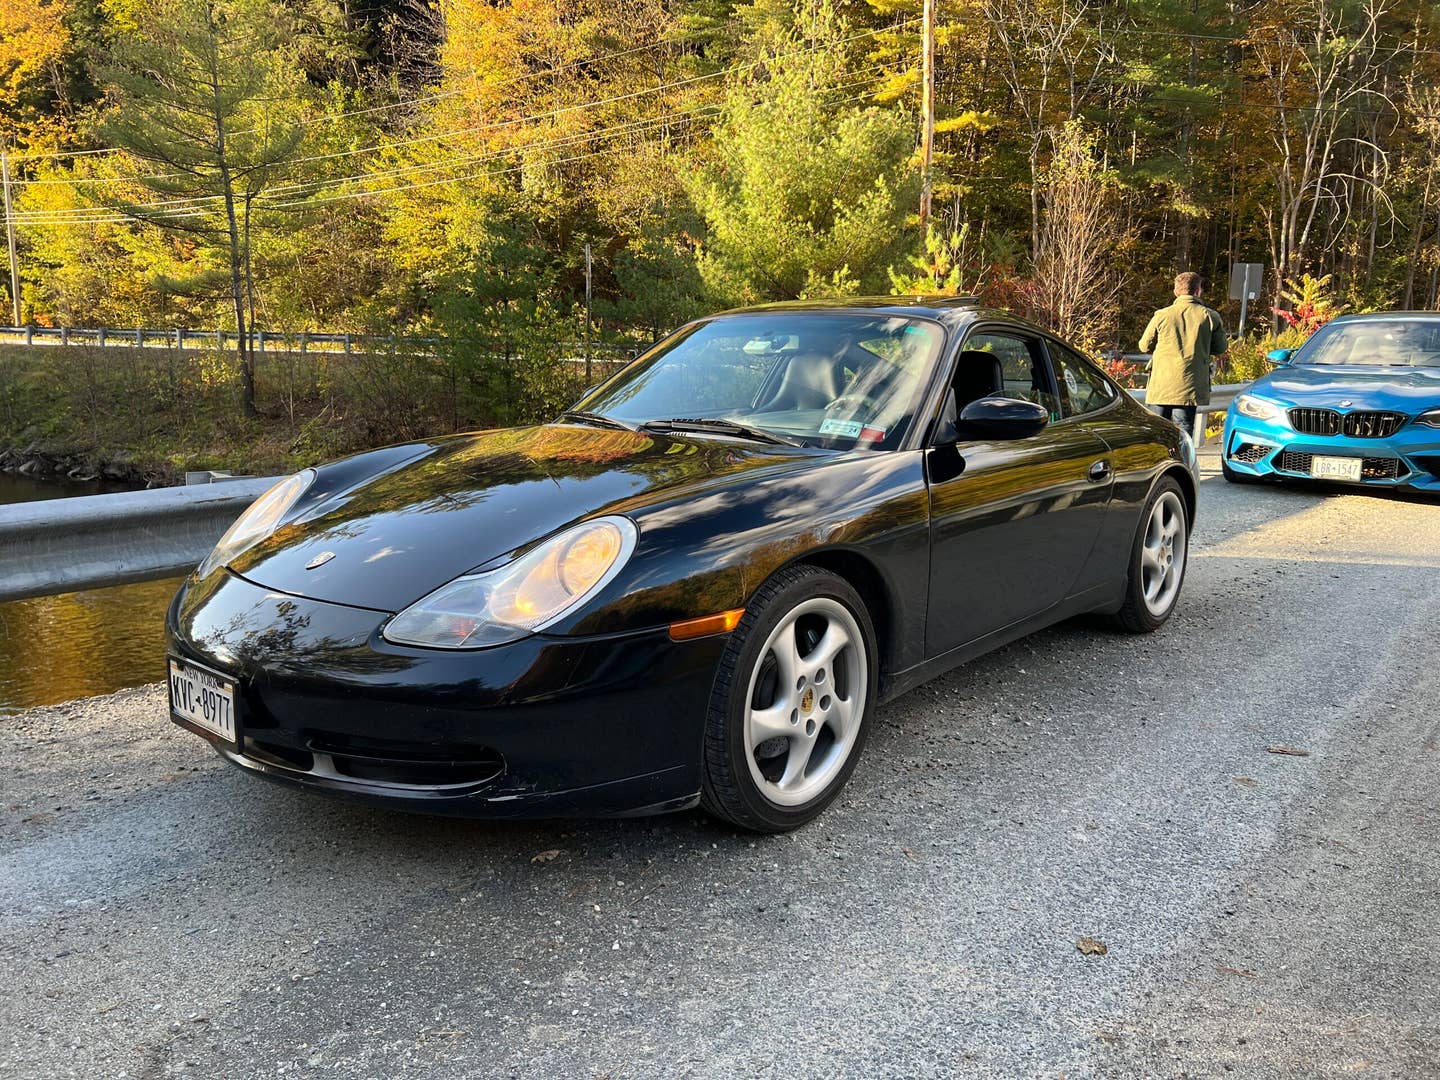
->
[1222, 410, 1440, 491]
[166, 570, 728, 817]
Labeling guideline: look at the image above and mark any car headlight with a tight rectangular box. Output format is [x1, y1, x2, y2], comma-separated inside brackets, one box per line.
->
[1177, 427, 1197, 469]
[1235, 394, 1284, 421]
[197, 470, 315, 578]
[1417, 408, 1440, 428]
[382, 516, 638, 649]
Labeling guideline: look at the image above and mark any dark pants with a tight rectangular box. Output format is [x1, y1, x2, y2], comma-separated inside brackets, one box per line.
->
[1154, 404, 1197, 428]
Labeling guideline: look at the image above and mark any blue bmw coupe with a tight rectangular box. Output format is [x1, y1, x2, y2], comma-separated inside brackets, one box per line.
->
[1222, 312, 1440, 492]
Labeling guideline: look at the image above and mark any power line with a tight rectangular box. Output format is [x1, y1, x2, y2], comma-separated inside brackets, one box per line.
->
[9, 19, 916, 173]
[5, 80, 892, 227]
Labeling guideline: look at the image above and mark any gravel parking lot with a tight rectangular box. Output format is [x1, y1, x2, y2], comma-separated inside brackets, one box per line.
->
[3, 452, 1438, 1079]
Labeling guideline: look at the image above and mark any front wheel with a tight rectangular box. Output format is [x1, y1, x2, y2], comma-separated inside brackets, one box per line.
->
[700, 564, 877, 832]
[1111, 477, 1190, 634]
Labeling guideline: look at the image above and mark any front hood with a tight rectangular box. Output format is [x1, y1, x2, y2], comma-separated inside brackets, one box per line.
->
[1255, 364, 1440, 411]
[229, 425, 824, 612]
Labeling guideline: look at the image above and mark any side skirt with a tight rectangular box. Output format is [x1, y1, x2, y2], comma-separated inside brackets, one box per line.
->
[877, 583, 1119, 703]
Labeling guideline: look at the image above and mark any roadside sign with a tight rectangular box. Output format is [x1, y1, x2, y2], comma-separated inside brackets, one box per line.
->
[1229, 263, 1264, 301]
[1229, 262, 1265, 335]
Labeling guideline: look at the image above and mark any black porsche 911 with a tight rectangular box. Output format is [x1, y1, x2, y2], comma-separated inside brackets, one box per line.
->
[167, 298, 1198, 832]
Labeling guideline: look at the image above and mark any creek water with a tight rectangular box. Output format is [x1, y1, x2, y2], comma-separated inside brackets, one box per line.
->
[0, 474, 183, 716]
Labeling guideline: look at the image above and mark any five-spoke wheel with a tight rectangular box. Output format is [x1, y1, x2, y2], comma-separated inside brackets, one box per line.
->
[701, 565, 876, 832]
[1114, 476, 1191, 633]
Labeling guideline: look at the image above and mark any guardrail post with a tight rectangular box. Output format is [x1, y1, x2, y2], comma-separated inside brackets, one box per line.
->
[25, 325, 32, 345]
[344, 333, 351, 355]
[256, 329, 264, 355]
[299, 331, 308, 355]
[60, 326, 69, 346]
[216, 328, 223, 350]
[135, 327, 143, 348]
[174, 327, 183, 350]
[98, 327, 106, 348]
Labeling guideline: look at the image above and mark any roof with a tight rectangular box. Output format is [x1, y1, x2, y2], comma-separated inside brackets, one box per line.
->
[715, 295, 1002, 327]
[1329, 311, 1440, 322]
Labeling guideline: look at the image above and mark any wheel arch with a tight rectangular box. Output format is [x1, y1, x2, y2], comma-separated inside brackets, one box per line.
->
[783, 547, 898, 675]
[1161, 463, 1197, 525]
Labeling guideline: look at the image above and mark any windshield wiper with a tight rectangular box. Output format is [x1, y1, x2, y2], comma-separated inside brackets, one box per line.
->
[640, 417, 803, 447]
[558, 410, 636, 432]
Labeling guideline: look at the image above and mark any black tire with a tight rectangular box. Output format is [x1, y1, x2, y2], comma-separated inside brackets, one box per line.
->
[1111, 476, 1190, 634]
[700, 564, 878, 833]
[1221, 459, 1261, 484]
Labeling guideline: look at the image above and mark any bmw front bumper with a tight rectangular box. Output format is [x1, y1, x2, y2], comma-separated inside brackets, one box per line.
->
[1222, 410, 1440, 491]
[166, 570, 728, 818]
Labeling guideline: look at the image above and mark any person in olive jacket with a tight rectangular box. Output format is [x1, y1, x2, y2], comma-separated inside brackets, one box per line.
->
[1139, 271, 1230, 428]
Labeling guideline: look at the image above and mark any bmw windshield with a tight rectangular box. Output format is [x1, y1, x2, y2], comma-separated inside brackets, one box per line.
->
[1295, 318, 1440, 367]
[572, 313, 946, 450]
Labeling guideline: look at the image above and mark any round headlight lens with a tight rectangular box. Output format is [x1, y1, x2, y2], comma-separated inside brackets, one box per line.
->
[1236, 394, 1283, 421]
[197, 470, 315, 578]
[382, 516, 637, 649]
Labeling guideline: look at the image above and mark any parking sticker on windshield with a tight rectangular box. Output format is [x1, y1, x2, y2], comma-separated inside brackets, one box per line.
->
[819, 418, 864, 437]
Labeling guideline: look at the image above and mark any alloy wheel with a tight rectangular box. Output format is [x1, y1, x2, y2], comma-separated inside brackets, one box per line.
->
[1140, 490, 1187, 616]
[742, 596, 868, 807]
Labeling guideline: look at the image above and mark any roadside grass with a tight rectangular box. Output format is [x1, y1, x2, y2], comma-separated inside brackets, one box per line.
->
[0, 343, 626, 482]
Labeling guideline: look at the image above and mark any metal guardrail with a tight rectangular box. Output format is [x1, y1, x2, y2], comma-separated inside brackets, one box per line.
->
[1129, 383, 1244, 446]
[0, 476, 279, 603]
[1, 384, 1247, 603]
[0, 324, 639, 360]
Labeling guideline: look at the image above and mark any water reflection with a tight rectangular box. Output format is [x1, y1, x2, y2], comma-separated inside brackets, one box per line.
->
[0, 474, 180, 715]
[0, 575, 182, 716]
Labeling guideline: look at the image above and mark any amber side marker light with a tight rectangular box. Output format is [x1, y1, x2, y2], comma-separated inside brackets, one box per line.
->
[668, 608, 745, 641]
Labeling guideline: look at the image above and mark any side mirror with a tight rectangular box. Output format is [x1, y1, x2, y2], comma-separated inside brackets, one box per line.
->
[1266, 349, 1293, 365]
[956, 397, 1049, 440]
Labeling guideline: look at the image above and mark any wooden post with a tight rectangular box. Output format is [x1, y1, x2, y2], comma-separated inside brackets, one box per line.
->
[918, 0, 936, 232]
[98, 327, 106, 348]
[584, 242, 594, 386]
[1, 144, 20, 326]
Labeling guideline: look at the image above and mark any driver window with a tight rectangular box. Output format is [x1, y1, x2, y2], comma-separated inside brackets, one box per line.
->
[957, 332, 1059, 417]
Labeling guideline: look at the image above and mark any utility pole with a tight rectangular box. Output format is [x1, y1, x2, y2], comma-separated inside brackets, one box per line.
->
[1, 144, 21, 326]
[918, 0, 936, 232]
[583, 242, 593, 386]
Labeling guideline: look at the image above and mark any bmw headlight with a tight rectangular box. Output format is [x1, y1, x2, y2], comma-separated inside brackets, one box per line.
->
[382, 516, 638, 649]
[197, 470, 315, 579]
[1417, 408, 1440, 429]
[1235, 394, 1284, 422]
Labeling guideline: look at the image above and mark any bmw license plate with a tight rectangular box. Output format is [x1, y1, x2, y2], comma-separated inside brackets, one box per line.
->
[1310, 455, 1363, 482]
[168, 658, 238, 747]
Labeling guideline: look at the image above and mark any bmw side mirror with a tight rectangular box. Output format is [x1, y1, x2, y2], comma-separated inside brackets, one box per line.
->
[1266, 349, 1293, 365]
[956, 397, 1049, 440]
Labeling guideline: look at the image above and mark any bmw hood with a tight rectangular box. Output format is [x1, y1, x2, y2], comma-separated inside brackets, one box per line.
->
[1254, 364, 1440, 411]
[227, 425, 823, 612]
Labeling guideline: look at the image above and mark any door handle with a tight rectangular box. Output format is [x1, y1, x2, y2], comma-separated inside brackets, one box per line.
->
[1088, 459, 1112, 482]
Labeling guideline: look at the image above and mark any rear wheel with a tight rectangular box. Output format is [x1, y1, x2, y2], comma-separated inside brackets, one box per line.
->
[1112, 477, 1189, 634]
[700, 565, 877, 832]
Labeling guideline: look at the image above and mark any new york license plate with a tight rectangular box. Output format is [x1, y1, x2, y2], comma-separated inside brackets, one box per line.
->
[1310, 455, 1363, 482]
[168, 658, 238, 747]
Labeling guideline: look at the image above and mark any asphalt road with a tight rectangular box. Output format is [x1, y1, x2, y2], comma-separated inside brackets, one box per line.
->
[3, 452, 1438, 1080]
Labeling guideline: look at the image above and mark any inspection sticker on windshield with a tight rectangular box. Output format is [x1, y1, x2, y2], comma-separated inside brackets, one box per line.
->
[819, 419, 864, 437]
[168, 657, 238, 747]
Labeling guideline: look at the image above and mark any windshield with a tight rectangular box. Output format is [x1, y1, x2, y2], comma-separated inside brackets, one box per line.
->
[572, 313, 946, 450]
[1295, 319, 1440, 367]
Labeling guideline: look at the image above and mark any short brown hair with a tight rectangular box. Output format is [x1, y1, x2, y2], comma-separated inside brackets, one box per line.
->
[1174, 272, 1203, 296]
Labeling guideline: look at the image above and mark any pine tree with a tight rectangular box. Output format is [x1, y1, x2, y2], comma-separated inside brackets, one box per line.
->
[97, 0, 321, 417]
